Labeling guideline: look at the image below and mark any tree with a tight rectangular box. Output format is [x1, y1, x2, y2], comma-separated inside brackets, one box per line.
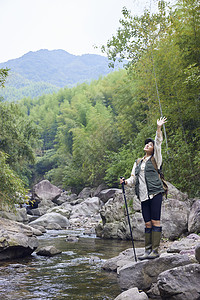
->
[0, 151, 27, 207]
[0, 68, 9, 88]
[101, 0, 200, 196]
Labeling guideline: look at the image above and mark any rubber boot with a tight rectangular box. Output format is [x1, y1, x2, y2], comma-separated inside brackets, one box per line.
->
[138, 228, 152, 260]
[147, 226, 162, 259]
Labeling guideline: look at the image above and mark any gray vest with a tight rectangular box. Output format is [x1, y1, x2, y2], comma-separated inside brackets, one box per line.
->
[135, 157, 164, 200]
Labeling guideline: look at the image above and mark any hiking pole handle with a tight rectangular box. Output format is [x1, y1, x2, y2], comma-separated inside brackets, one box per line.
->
[120, 177, 126, 192]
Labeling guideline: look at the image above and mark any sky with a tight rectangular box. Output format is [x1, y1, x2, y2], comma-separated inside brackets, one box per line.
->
[0, 0, 176, 63]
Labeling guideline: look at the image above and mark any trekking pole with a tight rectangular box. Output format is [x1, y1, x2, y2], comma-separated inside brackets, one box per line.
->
[120, 177, 137, 262]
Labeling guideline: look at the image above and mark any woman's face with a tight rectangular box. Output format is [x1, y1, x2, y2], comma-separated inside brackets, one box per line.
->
[144, 141, 154, 155]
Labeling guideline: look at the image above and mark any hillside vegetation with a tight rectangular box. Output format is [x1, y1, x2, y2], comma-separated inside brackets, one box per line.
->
[0, 0, 199, 206]
[0, 50, 121, 101]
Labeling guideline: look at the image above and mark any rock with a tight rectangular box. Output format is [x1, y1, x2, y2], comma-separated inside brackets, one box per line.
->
[47, 204, 72, 219]
[54, 192, 78, 205]
[66, 235, 79, 242]
[0, 207, 28, 223]
[167, 234, 200, 253]
[36, 246, 62, 256]
[46, 223, 62, 230]
[114, 287, 148, 300]
[0, 217, 38, 261]
[28, 206, 50, 216]
[146, 283, 161, 299]
[98, 188, 122, 203]
[102, 248, 144, 272]
[100, 216, 142, 241]
[88, 256, 102, 264]
[99, 196, 125, 225]
[96, 221, 124, 239]
[29, 224, 46, 233]
[188, 199, 200, 233]
[157, 263, 200, 300]
[92, 183, 108, 197]
[96, 186, 190, 241]
[32, 180, 62, 201]
[70, 197, 102, 219]
[70, 198, 85, 205]
[30, 227, 43, 236]
[66, 193, 78, 202]
[53, 191, 69, 205]
[29, 212, 69, 229]
[69, 213, 101, 231]
[118, 253, 193, 291]
[161, 198, 189, 240]
[166, 182, 188, 201]
[124, 187, 141, 212]
[78, 187, 92, 199]
[96, 190, 144, 240]
[195, 243, 200, 263]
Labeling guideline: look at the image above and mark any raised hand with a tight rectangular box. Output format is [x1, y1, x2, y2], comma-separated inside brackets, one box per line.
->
[157, 116, 167, 128]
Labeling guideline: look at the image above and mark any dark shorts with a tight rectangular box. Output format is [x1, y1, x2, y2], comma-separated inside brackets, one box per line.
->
[141, 193, 162, 223]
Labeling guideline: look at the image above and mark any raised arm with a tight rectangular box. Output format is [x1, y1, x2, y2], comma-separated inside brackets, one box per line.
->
[157, 116, 167, 134]
[154, 117, 167, 169]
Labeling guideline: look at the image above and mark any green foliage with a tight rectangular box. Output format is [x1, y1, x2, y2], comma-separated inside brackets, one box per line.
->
[0, 68, 10, 88]
[0, 49, 122, 101]
[0, 69, 40, 207]
[6, 0, 198, 198]
[0, 151, 27, 207]
[100, 0, 200, 196]
[0, 100, 40, 191]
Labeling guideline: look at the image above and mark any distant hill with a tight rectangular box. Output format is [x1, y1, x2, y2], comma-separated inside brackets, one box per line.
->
[0, 49, 123, 101]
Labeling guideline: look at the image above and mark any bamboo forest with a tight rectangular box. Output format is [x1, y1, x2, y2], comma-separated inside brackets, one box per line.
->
[0, 0, 199, 206]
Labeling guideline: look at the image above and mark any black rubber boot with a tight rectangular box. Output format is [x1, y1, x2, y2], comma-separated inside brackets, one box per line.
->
[147, 226, 162, 259]
[138, 228, 152, 260]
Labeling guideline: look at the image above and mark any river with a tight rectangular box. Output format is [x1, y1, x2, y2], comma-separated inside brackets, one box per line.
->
[0, 229, 134, 300]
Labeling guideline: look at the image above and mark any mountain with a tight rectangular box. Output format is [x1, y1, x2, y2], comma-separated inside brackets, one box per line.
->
[0, 49, 123, 101]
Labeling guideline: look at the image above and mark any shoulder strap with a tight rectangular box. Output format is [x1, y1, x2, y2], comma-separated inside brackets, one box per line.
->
[136, 158, 142, 165]
[150, 156, 159, 173]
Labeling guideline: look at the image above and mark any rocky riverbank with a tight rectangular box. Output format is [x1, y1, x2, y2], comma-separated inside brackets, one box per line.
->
[0, 179, 200, 299]
[102, 235, 200, 299]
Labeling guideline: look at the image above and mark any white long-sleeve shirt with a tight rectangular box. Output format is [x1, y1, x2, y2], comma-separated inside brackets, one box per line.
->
[126, 130, 163, 202]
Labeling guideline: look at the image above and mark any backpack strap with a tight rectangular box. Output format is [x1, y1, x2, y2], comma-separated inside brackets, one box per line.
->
[136, 158, 142, 165]
[150, 156, 159, 173]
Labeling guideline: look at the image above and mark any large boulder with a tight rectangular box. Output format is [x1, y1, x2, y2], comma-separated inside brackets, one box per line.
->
[114, 287, 148, 300]
[118, 253, 193, 291]
[51, 191, 69, 205]
[70, 197, 102, 219]
[92, 183, 108, 197]
[157, 263, 200, 300]
[0, 207, 28, 223]
[195, 243, 200, 263]
[96, 191, 144, 240]
[161, 198, 189, 240]
[47, 203, 72, 219]
[167, 234, 200, 254]
[96, 185, 191, 241]
[0, 217, 38, 261]
[32, 180, 62, 201]
[98, 188, 122, 203]
[36, 246, 62, 257]
[78, 187, 92, 199]
[166, 182, 188, 201]
[29, 212, 69, 229]
[102, 248, 143, 272]
[188, 199, 200, 233]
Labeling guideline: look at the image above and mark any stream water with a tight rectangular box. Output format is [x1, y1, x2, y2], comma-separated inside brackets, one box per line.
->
[0, 229, 134, 300]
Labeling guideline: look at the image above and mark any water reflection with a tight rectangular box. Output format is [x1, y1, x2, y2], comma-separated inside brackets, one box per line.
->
[0, 230, 134, 300]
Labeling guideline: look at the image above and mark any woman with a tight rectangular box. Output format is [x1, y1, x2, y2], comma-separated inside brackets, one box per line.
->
[120, 117, 167, 260]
